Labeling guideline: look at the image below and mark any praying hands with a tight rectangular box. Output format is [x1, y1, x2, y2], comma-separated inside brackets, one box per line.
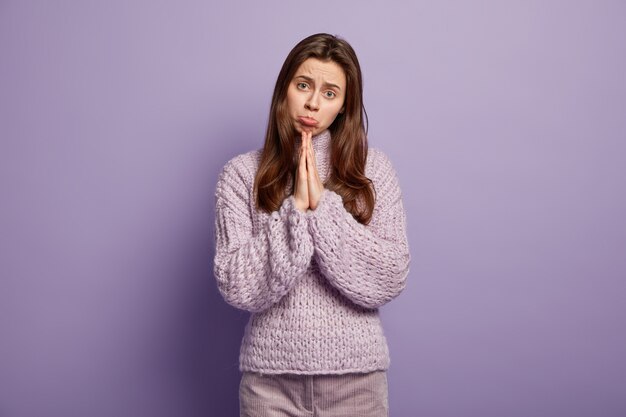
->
[293, 129, 325, 212]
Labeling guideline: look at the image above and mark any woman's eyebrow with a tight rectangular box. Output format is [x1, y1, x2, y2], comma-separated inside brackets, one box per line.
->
[294, 75, 341, 91]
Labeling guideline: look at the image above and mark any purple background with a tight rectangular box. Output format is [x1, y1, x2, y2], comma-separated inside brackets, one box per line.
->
[1, 1, 625, 416]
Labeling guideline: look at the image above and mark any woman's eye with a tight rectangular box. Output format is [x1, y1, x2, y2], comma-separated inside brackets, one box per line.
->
[325, 91, 336, 98]
[297, 82, 308, 89]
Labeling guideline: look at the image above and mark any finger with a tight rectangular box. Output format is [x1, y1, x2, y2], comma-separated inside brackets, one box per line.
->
[300, 135, 307, 175]
[307, 139, 317, 173]
[305, 145, 313, 185]
[300, 139, 306, 172]
[296, 142, 308, 202]
[305, 151, 320, 208]
[306, 146, 319, 188]
[308, 133, 316, 166]
[300, 130, 307, 158]
[302, 130, 307, 149]
[300, 131, 306, 165]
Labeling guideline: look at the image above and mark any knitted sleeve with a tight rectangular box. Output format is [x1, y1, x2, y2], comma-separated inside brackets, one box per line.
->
[306, 151, 410, 309]
[213, 155, 314, 313]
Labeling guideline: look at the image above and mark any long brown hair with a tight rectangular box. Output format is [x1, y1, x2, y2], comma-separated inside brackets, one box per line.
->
[254, 33, 375, 224]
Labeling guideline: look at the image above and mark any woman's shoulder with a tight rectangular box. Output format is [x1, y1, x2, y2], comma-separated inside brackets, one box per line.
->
[365, 147, 399, 182]
[216, 148, 262, 195]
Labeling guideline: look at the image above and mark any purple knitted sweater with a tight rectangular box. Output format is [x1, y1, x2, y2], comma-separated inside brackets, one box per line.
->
[213, 128, 410, 375]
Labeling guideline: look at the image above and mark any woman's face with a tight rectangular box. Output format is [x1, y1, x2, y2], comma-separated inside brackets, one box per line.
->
[285, 57, 346, 137]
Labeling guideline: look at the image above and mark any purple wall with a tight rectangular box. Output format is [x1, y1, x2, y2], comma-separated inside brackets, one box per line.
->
[1, 1, 625, 416]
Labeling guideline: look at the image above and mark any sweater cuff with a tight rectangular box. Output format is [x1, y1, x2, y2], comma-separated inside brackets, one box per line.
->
[274, 194, 307, 228]
[307, 188, 343, 221]
[269, 195, 312, 268]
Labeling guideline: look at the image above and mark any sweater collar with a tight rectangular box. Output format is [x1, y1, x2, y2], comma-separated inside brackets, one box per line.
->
[311, 128, 331, 181]
[311, 128, 332, 157]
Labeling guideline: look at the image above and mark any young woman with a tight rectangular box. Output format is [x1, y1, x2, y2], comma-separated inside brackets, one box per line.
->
[213, 33, 411, 417]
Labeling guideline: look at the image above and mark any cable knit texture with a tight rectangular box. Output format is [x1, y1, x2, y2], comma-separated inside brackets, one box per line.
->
[213, 128, 410, 375]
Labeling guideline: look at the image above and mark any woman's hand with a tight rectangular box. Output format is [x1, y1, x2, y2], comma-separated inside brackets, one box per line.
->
[293, 130, 310, 212]
[306, 130, 324, 210]
[293, 129, 325, 212]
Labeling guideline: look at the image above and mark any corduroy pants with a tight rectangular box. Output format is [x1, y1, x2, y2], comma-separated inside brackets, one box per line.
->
[239, 370, 389, 417]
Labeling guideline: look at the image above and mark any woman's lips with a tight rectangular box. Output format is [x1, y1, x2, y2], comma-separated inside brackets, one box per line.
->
[298, 116, 319, 127]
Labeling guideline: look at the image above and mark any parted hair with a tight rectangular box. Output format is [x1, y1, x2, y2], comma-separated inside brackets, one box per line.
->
[254, 32, 375, 225]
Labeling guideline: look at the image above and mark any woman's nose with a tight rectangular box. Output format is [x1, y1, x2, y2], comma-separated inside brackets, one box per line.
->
[305, 93, 319, 111]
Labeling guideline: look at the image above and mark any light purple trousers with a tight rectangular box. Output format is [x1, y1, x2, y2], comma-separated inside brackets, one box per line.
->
[239, 370, 389, 417]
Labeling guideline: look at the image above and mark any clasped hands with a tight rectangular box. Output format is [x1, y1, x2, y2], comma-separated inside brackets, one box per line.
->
[293, 129, 325, 213]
